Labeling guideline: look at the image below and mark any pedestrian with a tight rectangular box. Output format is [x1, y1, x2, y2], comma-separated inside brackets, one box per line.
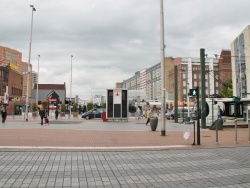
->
[217, 105, 223, 119]
[136, 107, 141, 120]
[39, 107, 45, 125]
[55, 109, 59, 120]
[145, 108, 152, 126]
[1, 109, 7, 124]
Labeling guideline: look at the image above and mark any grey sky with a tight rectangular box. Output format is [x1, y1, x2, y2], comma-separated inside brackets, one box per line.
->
[1, 0, 249, 99]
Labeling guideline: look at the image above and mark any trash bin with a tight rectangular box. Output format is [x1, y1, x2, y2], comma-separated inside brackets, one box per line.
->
[102, 112, 107, 122]
[150, 117, 158, 131]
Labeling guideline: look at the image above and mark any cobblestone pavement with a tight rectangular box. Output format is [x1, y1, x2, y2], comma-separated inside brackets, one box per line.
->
[0, 147, 249, 188]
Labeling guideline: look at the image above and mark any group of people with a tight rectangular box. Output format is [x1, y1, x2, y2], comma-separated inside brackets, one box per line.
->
[38, 108, 59, 125]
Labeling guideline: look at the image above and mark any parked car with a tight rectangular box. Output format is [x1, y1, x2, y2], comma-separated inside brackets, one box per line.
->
[81, 108, 105, 119]
[165, 108, 192, 120]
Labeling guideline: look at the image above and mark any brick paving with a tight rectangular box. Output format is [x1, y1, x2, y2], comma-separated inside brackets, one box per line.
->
[0, 116, 249, 151]
[0, 116, 249, 187]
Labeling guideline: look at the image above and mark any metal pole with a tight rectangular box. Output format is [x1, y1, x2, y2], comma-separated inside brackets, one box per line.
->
[196, 86, 200, 145]
[69, 55, 73, 119]
[36, 54, 40, 105]
[25, 5, 36, 122]
[192, 121, 196, 145]
[160, 0, 166, 136]
[187, 83, 190, 118]
[248, 119, 250, 143]
[235, 119, 238, 144]
[216, 115, 218, 144]
[235, 103, 238, 144]
[200, 48, 206, 129]
[174, 66, 178, 123]
[212, 98, 214, 124]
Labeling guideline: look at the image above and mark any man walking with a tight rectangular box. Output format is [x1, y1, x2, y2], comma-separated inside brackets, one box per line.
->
[217, 105, 223, 119]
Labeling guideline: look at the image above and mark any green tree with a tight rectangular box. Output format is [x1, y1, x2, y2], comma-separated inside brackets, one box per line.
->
[60, 103, 66, 112]
[101, 102, 106, 108]
[31, 102, 38, 112]
[72, 103, 78, 113]
[219, 78, 233, 98]
[87, 102, 93, 111]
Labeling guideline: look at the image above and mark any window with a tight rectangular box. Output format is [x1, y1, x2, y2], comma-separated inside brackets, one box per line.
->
[183, 89, 186, 94]
[183, 81, 186, 87]
[194, 74, 197, 79]
[182, 73, 186, 79]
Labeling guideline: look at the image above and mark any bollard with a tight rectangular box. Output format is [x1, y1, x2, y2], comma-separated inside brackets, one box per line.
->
[235, 118, 238, 144]
[192, 121, 196, 145]
[248, 119, 250, 143]
[216, 119, 219, 144]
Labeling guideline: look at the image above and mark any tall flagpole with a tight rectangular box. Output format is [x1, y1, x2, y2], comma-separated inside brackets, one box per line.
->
[160, 0, 166, 136]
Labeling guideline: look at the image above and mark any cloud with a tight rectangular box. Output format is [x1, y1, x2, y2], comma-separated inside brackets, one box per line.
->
[1, 0, 250, 99]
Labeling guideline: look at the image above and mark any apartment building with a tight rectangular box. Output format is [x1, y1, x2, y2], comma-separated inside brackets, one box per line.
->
[231, 25, 250, 98]
[122, 50, 231, 104]
[0, 46, 33, 98]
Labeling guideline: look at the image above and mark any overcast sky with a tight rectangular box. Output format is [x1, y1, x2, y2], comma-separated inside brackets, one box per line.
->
[1, 0, 250, 100]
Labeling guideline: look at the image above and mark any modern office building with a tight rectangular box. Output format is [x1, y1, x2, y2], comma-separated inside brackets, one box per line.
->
[231, 25, 250, 98]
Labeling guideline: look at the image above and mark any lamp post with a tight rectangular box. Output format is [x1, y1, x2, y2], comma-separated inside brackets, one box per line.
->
[160, 0, 166, 136]
[36, 54, 40, 106]
[69, 55, 73, 118]
[25, 5, 36, 122]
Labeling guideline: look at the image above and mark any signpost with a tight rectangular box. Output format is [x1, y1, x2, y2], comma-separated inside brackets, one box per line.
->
[189, 87, 200, 145]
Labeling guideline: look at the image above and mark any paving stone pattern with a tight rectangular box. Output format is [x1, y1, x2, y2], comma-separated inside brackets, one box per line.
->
[0, 147, 249, 188]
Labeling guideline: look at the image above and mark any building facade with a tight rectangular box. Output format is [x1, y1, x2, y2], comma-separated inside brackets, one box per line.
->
[122, 50, 232, 106]
[0, 46, 33, 98]
[31, 83, 66, 105]
[231, 25, 250, 98]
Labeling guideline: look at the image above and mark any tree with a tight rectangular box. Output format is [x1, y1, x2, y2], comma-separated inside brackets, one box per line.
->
[31, 102, 38, 112]
[60, 103, 66, 112]
[219, 78, 233, 98]
[87, 102, 93, 111]
[101, 102, 106, 108]
[72, 103, 78, 113]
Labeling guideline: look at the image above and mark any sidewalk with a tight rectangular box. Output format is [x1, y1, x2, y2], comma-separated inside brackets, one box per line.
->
[0, 115, 249, 151]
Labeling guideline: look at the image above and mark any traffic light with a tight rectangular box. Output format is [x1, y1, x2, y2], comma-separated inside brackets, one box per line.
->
[189, 89, 197, 96]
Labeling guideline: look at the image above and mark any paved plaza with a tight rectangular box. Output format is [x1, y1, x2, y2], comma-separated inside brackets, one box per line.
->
[0, 147, 249, 188]
[0, 116, 249, 187]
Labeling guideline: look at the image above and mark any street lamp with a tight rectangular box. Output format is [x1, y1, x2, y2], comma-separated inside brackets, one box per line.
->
[69, 55, 73, 118]
[160, 0, 166, 136]
[25, 5, 36, 122]
[36, 54, 40, 106]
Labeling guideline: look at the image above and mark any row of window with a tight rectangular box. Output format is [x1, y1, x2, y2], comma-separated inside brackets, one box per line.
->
[0, 71, 8, 82]
[182, 73, 219, 80]
[12, 87, 22, 96]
